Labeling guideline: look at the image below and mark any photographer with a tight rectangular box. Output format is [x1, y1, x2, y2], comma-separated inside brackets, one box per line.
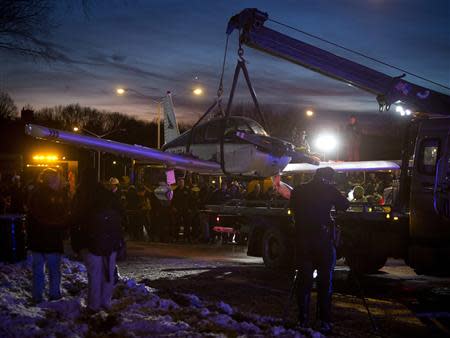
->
[289, 167, 349, 334]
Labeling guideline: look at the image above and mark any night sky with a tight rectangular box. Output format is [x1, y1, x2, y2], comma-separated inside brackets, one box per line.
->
[1, 0, 449, 123]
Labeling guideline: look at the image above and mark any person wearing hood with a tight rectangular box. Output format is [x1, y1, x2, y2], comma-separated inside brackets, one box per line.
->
[27, 169, 69, 303]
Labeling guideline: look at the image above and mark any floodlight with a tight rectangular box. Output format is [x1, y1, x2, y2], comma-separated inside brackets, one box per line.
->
[314, 133, 338, 152]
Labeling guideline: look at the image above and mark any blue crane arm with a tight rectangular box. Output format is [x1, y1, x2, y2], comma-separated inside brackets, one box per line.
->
[227, 8, 450, 115]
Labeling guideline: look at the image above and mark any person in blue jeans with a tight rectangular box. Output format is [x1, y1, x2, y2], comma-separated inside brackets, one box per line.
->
[27, 169, 69, 303]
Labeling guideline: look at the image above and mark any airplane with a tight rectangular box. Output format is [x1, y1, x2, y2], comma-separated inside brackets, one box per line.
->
[25, 92, 399, 180]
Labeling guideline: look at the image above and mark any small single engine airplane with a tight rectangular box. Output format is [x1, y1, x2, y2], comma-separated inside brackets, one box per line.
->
[25, 92, 399, 179]
[25, 92, 319, 177]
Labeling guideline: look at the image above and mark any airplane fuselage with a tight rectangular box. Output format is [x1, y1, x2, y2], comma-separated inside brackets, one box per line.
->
[162, 116, 293, 177]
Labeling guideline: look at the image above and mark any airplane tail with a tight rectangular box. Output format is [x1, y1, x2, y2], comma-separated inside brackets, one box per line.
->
[162, 92, 180, 144]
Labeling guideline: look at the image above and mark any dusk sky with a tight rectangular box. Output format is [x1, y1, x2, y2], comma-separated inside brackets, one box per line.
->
[1, 0, 449, 123]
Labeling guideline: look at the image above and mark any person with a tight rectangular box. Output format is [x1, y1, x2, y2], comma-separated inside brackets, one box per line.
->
[209, 181, 231, 204]
[126, 185, 144, 240]
[246, 182, 262, 200]
[351, 185, 367, 203]
[345, 115, 361, 161]
[8, 175, 24, 213]
[152, 178, 173, 242]
[71, 167, 124, 312]
[109, 177, 120, 195]
[172, 178, 191, 242]
[27, 169, 69, 303]
[289, 167, 349, 334]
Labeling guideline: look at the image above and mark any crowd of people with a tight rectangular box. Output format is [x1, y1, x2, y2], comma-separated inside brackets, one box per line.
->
[336, 171, 398, 205]
[112, 176, 279, 244]
[0, 169, 398, 249]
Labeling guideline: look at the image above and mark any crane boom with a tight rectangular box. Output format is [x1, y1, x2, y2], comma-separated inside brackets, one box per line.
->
[227, 8, 450, 115]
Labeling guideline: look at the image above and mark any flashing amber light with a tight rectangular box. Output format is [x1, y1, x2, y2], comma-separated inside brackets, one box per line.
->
[33, 154, 59, 162]
[386, 213, 391, 219]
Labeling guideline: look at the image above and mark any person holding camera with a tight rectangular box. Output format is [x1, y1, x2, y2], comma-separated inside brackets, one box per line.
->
[289, 167, 349, 334]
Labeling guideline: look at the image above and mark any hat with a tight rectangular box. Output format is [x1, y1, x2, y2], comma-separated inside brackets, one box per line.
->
[315, 167, 335, 181]
[109, 177, 120, 185]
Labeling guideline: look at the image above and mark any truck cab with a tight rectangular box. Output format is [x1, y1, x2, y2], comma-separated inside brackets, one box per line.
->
[408, 117, 450, 274]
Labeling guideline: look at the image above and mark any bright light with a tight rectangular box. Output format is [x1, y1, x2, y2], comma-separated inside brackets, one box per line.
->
[116, 88, 126, 95]
[73, 127, 79, 132]
[314, 133, 338, 152]
[395, 105, 409, 116]
[32, 154, 59, 162]
[193, 87, 203, 96]
[305, 110, 314, 117]
[112, 161, 117, 165]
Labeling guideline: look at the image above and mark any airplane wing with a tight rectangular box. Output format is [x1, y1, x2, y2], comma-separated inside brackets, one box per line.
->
[283, 160, 400, 173]
[25, 124, 221, 174]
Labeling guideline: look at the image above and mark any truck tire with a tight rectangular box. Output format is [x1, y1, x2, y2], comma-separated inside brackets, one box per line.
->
[345, 253, 387, 274]
[262, 226, 290, 269]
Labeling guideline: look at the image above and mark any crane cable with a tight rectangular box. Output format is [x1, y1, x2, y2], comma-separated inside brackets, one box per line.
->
[216, 34, 230, 116]
[268, 18, 450, 91]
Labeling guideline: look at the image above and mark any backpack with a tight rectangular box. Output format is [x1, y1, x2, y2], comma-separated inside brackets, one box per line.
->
[88, 207, 123, 256]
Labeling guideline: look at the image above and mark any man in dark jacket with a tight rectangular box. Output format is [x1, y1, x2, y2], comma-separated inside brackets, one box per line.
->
[289, 167, 349, 334]
[71, 168, 124, 312]
[28, 169, 68, 303]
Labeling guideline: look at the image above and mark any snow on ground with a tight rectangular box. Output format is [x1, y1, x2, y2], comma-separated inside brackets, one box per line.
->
[0, 256, 323, 337]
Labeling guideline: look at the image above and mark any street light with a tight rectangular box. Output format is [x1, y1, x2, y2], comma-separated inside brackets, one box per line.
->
[73, 126, 125, 181]
[305, 110, 314, 117]
[116, 87, 164, 149]
[193, 87, 203, 96]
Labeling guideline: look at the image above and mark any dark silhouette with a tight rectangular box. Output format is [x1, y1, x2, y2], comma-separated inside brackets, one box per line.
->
[289, 167, 349, 334]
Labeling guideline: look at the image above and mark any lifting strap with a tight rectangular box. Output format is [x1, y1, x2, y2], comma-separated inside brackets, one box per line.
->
[220, 47, 267, 175]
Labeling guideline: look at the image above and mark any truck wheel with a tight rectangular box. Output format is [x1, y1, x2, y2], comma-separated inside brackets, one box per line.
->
[262, 227, 290, 269]
[345, 253, 387, 274]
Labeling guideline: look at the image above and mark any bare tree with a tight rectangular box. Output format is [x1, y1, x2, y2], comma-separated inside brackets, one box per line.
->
[0, 0, 90, 59]
[0, 91, 18, 119]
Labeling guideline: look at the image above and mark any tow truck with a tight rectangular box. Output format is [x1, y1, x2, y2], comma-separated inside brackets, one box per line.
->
[201, 9, 450, 275]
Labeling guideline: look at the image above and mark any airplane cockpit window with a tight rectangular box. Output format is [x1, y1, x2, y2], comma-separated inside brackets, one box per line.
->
[247, 120, 268, 136]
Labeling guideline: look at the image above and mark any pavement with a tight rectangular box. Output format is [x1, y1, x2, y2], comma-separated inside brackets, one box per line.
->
[118, 241, 450, 337]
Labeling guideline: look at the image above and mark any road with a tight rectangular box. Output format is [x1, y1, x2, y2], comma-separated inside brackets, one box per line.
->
[118, 241, 450, 337]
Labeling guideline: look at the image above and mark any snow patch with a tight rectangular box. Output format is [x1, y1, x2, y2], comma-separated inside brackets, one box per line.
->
[0, 256, 317, 337]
